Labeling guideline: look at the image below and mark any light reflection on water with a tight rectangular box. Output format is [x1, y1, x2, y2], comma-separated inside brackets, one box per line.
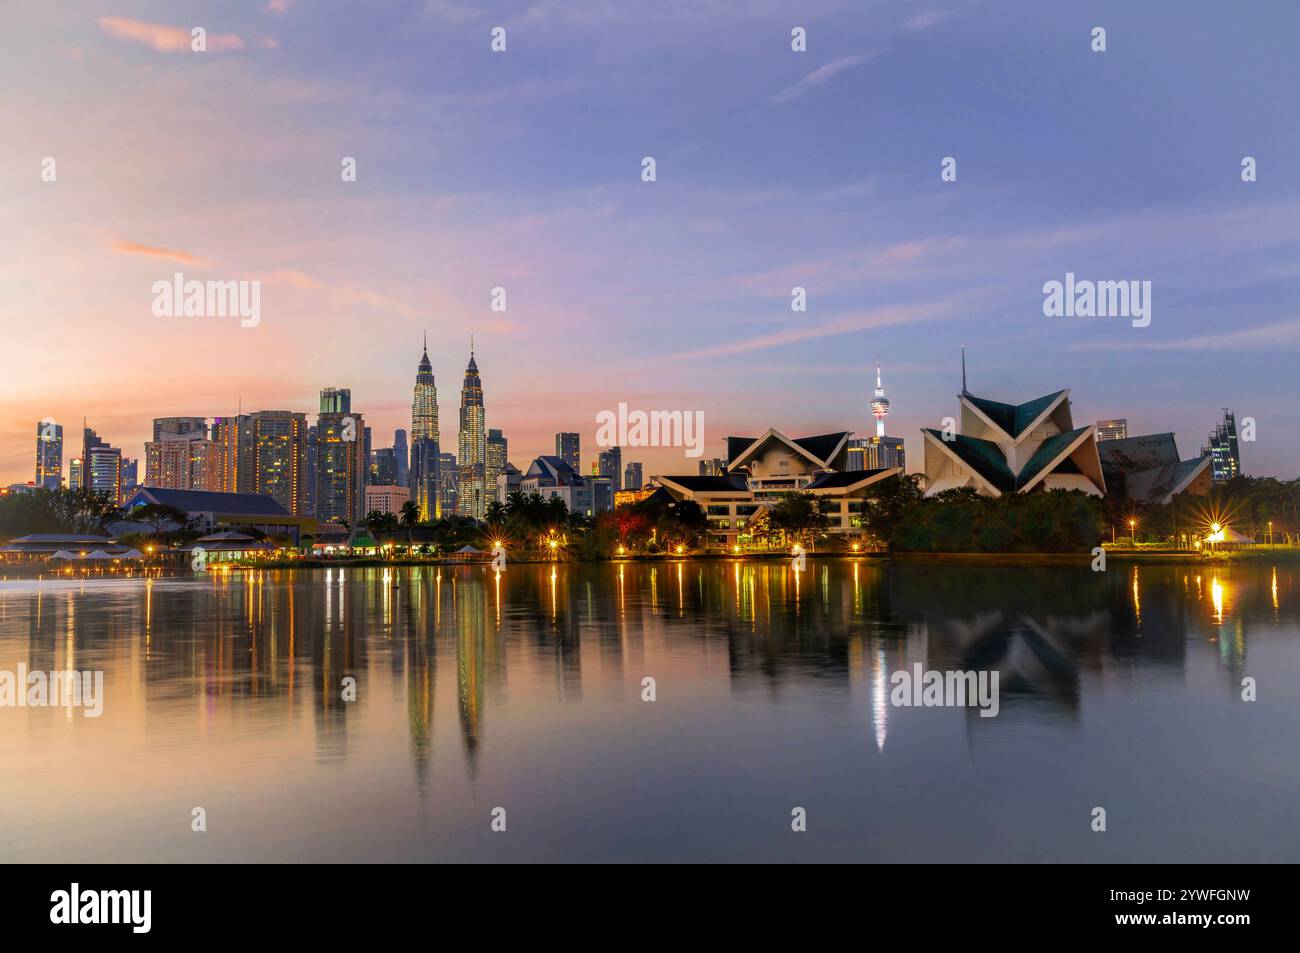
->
[0, 561, 1297, 862]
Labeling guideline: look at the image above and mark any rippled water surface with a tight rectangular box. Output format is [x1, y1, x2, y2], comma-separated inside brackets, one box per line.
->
[1, 560, 1296, 862]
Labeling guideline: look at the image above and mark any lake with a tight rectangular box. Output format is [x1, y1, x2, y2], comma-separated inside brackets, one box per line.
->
[1, 560, 1296, 862]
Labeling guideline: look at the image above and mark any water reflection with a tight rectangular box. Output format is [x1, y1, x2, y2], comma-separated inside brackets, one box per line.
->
[1, 560, 1296, 861]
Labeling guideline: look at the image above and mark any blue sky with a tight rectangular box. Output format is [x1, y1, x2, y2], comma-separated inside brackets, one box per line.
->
[3, 0, 1298, 478]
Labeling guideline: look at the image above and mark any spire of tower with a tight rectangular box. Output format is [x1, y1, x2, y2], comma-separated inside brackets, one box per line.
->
[870, 355, 890, 439]
[961, 345, 968, 395]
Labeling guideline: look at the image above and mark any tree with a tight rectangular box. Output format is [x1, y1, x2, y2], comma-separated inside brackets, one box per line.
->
[395, 501, 421, 546]
[121, 502, 195, 543]
[768, 492, 832, 545]
[860, 473, 924, 546]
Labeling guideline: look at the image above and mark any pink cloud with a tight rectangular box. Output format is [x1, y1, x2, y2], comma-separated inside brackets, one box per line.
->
[111, 239, 206, 265]
[97, 17, 246, 53]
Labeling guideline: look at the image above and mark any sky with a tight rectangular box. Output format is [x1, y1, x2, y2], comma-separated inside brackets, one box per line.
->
[3, 0, 1299, 482]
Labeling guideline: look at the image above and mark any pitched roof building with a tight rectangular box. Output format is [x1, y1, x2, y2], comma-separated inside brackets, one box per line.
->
[655, 429, 900, 546]
[922, 389, 1106, 497]
[1096, 433, 1212, 505]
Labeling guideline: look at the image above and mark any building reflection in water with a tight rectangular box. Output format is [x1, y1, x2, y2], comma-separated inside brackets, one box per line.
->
[1, 559, 1294, 786]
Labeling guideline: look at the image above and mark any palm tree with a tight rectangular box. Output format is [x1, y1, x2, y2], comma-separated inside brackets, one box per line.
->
[399, 500, 421, 551]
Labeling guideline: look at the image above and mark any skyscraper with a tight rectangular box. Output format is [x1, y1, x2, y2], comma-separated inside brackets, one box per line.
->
[145, 417, 213, 490]
[438, 451, 458, 516]
[624, 461, 643, 491]
[315, 389, 366, 526]
[486, 429, 507, 506]
[393, 428, 409, 488]
[411, 335, 439, 455]
[457, 347, 487, 519]
[151, 416, 206, 442]
[410, 337, 441, 519]
[82, 426, 123, 504]
[81, 426, 122, 502]
[598, 446, 622, 492]
[34, 420, 62, 489]
[248, 410, 309, 515]
[211, 414, 253, 495]
[1203, 409, 1242, 483]
[555, 432, 580, 474]
[371, 447, 399, 487]
[1096, 418, 1128, 442]
[410, 437, 440, 522]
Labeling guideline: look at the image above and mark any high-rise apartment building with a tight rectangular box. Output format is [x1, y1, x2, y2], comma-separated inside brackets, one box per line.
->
[210, 415, 252, 495]
[598, 446, 623, 492]
[81, 426, 123, 502]
[248, 411, 308, 515]
[86, 441, 123, 503]
[151, 417, 207, 442]
[315, 389, 366, 525]
[486, 429, 507, 504]
[145, 417, 216, 490]
[555, 432, 580, 474]
[34, 420, 63, 489]
[624, 461, 643, 491]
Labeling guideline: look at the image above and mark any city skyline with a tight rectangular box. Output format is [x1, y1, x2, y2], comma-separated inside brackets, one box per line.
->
[5, 2, 1296, 482]
[10, 343, 1257, 494]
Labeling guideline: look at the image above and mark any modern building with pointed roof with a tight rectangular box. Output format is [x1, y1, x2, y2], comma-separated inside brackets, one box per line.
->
[1096, 433, 1212, 505]
[457, 344, 487, 519]
[655, 428, 901, 546]
[410, 334, 441, 519]
[922, 389, 1107, 497]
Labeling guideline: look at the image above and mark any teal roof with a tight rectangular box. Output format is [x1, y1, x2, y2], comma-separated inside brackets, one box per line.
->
[1015, 426, 1091, 489]
[924, 430, 1015, 492]
[964, 390, 1066, 439]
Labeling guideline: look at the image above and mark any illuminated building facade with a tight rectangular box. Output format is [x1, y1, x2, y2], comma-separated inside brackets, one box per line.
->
[457, 348, 487, 519]
[486, 429, 507, 504]
[555, 432, 580, 474]
[1202, 409, 1242, 483]
[249, 410, 309, 516]
[1096, 418, 1128, 442]
[315, 389, 366, 525]
[34, 420, 63, 489]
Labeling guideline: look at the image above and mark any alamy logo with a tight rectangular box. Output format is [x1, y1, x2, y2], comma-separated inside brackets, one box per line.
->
[595, 403, 704, 457]
[890, 664, 1000, 718]
[0, 665, 104, 717]
[1043, 272, 1150, 327]
[152, 272, 261, 327]
[50, 883, 150, 933]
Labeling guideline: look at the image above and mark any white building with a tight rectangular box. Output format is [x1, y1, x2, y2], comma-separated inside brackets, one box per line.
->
[365, 484, 411, 516]
[655, 428, 901, 546]
[921, 389, 1105, 497]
